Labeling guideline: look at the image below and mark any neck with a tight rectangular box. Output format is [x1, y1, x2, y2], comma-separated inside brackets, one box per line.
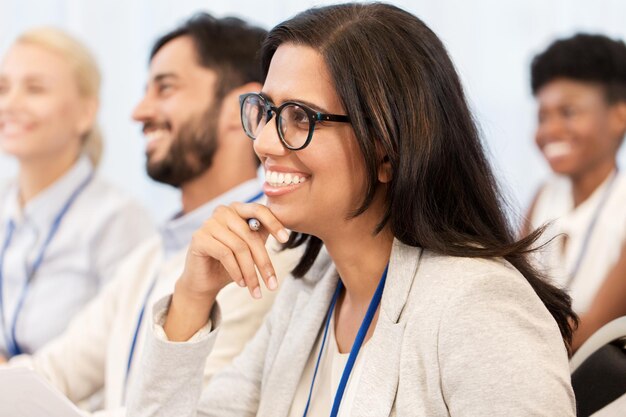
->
[323, 220, 394, 307]
[180, 143, 257, 214]
[571, 159, 617, 207]
[18, 151, 80, 206]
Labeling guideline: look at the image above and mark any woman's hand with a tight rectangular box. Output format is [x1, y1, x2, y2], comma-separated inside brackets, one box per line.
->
[164, 202, 290, 341]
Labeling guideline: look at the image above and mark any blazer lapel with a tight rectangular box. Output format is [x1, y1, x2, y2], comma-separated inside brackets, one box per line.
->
[258, 251, 340, 417]
[351, 240, 423, 417]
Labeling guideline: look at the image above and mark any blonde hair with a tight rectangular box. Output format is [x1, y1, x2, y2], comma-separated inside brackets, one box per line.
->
[16, 27, 103, 166]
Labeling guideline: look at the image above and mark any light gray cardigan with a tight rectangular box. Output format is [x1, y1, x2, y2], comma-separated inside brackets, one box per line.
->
[128, 240, 575, 416]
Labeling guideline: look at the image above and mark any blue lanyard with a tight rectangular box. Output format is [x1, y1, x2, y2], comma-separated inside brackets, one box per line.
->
[565, 170, 619, 288]
[123, 188, 265, 396]
[302, 264, 388, 417]
[0, 172, 94, 357]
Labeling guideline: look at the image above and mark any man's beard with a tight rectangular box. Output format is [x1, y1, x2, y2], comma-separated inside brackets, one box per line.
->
[146, 103, 220, 187]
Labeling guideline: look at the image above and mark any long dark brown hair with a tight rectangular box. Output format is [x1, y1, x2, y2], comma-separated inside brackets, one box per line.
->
[261, 3, 576, 351]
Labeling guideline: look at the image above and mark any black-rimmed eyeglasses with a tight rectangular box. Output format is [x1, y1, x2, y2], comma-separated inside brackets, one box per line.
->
[239, 92, 350, 151]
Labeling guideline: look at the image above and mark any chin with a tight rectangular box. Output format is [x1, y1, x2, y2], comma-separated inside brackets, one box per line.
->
[0, 144, 29, 159]
[548, 161, 579, 178]
[265, 200, 308, 235]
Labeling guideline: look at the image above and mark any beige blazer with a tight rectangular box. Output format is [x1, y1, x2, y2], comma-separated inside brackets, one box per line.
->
[128, 240, 576, 417]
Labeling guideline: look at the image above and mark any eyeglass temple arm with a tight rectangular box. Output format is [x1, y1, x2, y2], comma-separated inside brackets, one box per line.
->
[315, 113, 350, 123]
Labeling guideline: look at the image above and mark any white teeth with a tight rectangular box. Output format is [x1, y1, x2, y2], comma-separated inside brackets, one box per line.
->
[264, 170, 308, 187]
[543, 142, 572, 159]
[145, 129, 169, 143]
[1, 122, 26, 135]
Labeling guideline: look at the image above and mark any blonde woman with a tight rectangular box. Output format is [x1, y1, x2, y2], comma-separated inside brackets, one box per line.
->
[0, 28, 154, 359]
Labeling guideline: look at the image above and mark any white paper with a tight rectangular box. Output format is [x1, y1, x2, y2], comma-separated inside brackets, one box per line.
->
[0, 367, 83, 417]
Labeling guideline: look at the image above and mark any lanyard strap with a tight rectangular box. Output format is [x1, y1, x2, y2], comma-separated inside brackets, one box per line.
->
[0, 172, 94, 357]
[565, 170, 619, 288]
[0, 221, 17, 355]
[123, 188, 265, 398]
[302, 264, 388, 417]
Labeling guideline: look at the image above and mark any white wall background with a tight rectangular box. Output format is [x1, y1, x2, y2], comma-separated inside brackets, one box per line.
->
[1, 0, 625, 224]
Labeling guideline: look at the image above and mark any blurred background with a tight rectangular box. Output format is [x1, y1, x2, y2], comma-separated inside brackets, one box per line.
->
[1, 0, 625, 224]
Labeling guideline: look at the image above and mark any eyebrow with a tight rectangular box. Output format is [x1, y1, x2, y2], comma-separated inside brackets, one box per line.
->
[260, 91, 335, 114]
[0, 74, 49, 83]
[153, 73, 179, 83]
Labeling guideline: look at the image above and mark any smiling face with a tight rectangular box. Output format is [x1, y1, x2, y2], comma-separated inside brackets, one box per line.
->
[0, 42, 93, 163]
[535, 78, 625, 178]
[132, 36, 220, 187]
[253, 44, 376, 238]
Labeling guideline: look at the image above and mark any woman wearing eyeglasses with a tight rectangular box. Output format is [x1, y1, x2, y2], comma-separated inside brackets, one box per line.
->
[0, 28, 154, 359]
[129, 4, 576, 416]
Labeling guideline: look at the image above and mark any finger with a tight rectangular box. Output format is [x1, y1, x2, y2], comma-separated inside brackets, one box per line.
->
[220, 208, 279, 291]
[207, 218, 263, 299]
[191, 228, 244, 287]
[231, 202, 290, 244]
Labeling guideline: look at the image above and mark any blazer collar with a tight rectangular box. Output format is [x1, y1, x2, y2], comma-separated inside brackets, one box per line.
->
[349, 239, 422, 417]
[381, 239, 422, 323]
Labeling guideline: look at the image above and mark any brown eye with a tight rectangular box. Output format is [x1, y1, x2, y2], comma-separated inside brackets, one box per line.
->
[26, 84, 45, 94]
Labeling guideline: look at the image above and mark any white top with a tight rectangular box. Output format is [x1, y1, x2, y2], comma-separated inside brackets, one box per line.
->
[288, 310, 367, 417]
[529, 171, 626, 313]
[0, 156, 154, 356]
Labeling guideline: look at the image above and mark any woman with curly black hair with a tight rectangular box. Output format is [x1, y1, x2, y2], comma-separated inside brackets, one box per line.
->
[526, 33, 626, 352]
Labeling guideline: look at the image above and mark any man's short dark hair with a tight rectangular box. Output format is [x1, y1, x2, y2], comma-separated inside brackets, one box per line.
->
[531, 33, 626, 103]
[151, 13, 267, 97]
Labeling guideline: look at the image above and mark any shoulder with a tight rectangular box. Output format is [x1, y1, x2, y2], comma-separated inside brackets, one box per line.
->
[400, 246, 562, 342]
[612, 171, 626, 200]
[81, 175, 149, 217]
[0, 178, 15, 202]
[529, 175, 570, 226]
[396, 247, 573, 407]
[118, 233, 163, 265]
[417, 250, 549, 316]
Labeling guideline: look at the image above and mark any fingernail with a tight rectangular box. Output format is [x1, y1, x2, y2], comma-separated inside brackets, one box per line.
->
[277, 229, 290, 243]
[267, 275, 278, 290]
[238, 279, 246, 288]
[252, 287, 262, 299]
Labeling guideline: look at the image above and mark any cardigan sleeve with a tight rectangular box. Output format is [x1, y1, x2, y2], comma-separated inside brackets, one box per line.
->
[126, 295, 222, 417]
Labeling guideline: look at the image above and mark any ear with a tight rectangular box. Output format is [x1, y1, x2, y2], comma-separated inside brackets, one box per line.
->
[77, 97, 99, 137]
[377, 154, 392, 183]
[219, 81, 263, 133]
[609, 101, 626, 140]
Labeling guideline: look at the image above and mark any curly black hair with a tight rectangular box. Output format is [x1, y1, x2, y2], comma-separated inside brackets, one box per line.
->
[531, 33, 626, 103]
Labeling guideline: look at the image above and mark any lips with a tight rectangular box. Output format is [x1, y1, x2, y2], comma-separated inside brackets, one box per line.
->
[0, 120, 32, 137]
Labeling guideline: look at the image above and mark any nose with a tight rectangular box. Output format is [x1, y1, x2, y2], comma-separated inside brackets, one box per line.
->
[0, 84, 23, 113]
[253, 115, 290, 159]
[131, 90, 156, 123]
[536, 114, 565, 146]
